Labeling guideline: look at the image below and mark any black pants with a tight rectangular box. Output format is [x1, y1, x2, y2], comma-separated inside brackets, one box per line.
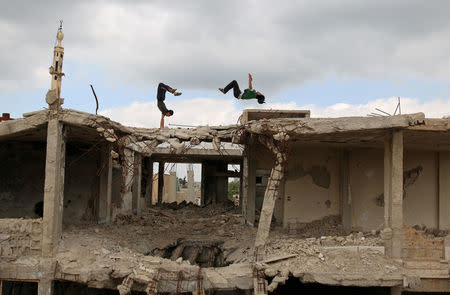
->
[157, 82, 172, 101]
[157, 82, 171, 114]
[223, 80, 241, 98]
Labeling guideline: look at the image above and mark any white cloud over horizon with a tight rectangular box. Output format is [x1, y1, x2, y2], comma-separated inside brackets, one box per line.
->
[101, 96, 450, 128]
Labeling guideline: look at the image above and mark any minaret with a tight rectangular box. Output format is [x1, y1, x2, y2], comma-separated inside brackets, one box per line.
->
[46, 21, 65, 110]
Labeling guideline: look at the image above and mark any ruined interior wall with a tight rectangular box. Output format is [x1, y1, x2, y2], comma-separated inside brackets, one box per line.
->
[403, 150, 438, 229]
[349, 148, 384, 231]
[0, 218, 42, 258]
[251, 143, 285, 224]
[0, 142, 46, 218]
[283, 145, 339, 227]
[63, 144, 100, 224]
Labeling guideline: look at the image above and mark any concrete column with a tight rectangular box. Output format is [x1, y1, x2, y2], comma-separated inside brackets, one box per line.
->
[132, 153, 142, 215]
[439, 152, 450, 230]
[158, 162, 164, 204]
[187, 169, 195, 203]
[98, 144, 112, 223]
[168, 171, 177, 203]
[239, 163, 243, 210]
[242, 157, 249, 217]
[121, 148, 134, 214]
[38, 279, 54, 295]
[42, 119, 66, 257]
[201, 162, 206, 206]
[384, 130, 404, 258]
[246, 147, 256, 226]
[339, 149, 351, 233]
[145, 158, 153, 207]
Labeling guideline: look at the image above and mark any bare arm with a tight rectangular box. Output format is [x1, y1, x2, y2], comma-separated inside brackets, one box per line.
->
[248, 73, 253, 90]
[160, 113, 165, 129]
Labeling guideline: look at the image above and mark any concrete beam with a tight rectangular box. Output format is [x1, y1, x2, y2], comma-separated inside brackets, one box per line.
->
[245, 113, 425, 137]
[384, 130, 404, 259]
[98, 144, 112, 223]
[439, 152, 450, 230]
[42, 119, 66, 257]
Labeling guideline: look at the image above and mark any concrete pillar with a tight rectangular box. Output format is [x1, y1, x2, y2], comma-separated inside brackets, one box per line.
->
[121, 148, 134, 214]
[158, 162, 164, 204]
[384, 130, 404, 258]
[439, 152, 450, 230]
[98, 144, 112, 223]
[145, 158, 153, 207]
[339, 149, 351, 233]
[168, 171, 177, 203]
[187, 169, 195, 203]
[132, 153, 143, 215]
[38, 279, 54, 295]
[201, 162, 207, 206]
[245, 147, 256, 226]
[239, 163, 243, 210]
[42, 119, 66, 257]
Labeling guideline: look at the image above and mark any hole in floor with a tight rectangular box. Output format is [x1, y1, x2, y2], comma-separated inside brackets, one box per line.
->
[150, 238, 227, 267]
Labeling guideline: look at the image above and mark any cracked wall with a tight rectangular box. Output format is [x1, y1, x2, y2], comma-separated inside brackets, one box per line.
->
[403, 151, 438, 229]
[283, 146, 339, 227]
[349, 149, 439, 231]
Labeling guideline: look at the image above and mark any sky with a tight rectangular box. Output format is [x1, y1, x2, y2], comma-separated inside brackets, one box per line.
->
[1, 0, 450, 126]
[2, 0, 450, 180]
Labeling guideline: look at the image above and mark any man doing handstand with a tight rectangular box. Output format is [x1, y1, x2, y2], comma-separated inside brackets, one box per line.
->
[219, 73, 265, 104]
[157, 82, 181, 129]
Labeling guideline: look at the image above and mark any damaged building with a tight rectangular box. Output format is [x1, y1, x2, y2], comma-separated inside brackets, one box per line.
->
[0, 28, 450, 295]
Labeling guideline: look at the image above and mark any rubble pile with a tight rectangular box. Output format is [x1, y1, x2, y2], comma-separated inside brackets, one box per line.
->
[63, 203, 256, 264]
[288, 215, 346, 237]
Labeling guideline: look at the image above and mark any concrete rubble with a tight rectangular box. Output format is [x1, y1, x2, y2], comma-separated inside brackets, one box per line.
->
[1, 107, 450, 294]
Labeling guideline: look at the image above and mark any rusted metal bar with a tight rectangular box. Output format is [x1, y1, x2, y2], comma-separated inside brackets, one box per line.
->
[90, 84, 99, 115]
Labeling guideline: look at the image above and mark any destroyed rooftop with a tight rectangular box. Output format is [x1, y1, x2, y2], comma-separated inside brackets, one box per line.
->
[1, 106, 450, 294]
[1, 108, 449, 147]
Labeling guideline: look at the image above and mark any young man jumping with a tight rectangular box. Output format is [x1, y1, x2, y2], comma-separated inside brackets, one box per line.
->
[219, 73, 265, 104]
[157, 82, 181, 129]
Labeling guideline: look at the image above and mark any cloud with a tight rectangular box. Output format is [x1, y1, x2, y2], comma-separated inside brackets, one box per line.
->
[2, 1, 450, 94]
[100, 97, 242, 128]
[101, 96, 450, 128]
